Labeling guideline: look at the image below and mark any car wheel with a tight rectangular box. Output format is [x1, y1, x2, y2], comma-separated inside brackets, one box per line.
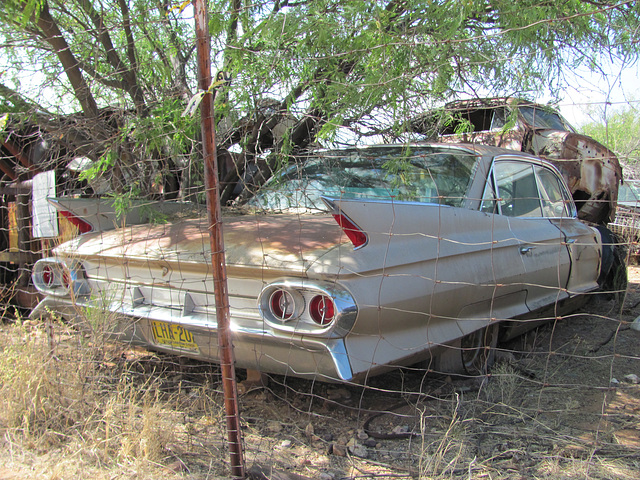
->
[461, 324, 499, 375]
[436, 324, 499, 376]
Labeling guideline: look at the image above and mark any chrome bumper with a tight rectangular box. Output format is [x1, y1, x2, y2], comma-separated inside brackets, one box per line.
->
[30, 296, 355, 382]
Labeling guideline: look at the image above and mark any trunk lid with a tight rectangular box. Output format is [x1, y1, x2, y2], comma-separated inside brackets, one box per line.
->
[55, 213, 346, 274]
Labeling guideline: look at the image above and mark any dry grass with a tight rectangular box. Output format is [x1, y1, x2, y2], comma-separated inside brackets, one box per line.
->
[0, 315, 229, 479]
[0, 267, 639, 479]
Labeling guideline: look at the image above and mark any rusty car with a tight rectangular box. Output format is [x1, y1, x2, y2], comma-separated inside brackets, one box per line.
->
[29, 143, 623, 382]
[408, 98, 622, 226]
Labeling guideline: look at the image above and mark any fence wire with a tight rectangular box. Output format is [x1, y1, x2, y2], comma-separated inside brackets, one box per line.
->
[0, 6, 639, 479]
[0, 139, 639, 479]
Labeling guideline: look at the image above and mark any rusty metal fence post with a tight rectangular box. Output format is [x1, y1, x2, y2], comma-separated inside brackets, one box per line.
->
[193, 0, 246, 478]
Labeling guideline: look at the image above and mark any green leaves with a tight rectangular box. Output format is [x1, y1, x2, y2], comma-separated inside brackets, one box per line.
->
[20, 0, 45, 24]
[581, 104, 640, 170]
[2, 0, 640, 201]
[1, 0, 45, 26]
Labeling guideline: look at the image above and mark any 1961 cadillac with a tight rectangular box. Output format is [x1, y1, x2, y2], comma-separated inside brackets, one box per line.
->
[30, 143, 623, 382]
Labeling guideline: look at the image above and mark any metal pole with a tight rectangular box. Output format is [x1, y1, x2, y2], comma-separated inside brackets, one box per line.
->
[193, 1, 245, 478]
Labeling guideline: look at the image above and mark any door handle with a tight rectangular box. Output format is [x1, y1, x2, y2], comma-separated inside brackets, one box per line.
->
[519, 246, 535, 255]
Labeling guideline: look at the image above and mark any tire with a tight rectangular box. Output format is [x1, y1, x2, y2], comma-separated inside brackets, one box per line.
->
[436, 323, 500, 376]
[596, 226, 628, 300]
[460, 324, 499, 375]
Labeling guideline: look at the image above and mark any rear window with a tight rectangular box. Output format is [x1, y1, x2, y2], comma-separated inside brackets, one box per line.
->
[247, 147, 478, 212]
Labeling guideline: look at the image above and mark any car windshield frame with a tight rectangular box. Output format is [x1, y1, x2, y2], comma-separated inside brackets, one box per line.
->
[246, 146, 479, 213]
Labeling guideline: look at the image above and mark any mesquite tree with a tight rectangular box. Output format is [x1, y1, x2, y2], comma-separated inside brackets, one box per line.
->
[1, 0, 639, 202]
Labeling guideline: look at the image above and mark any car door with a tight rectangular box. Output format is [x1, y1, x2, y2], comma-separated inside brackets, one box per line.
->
[535, 165, 601, 295]
[488, 158, 573, 311]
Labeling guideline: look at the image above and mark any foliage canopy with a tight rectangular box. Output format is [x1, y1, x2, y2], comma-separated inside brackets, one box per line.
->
[1, 0, 639, 200]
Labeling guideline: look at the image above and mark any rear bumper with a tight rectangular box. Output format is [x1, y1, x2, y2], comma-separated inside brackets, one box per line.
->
[30, 296, 355, 382]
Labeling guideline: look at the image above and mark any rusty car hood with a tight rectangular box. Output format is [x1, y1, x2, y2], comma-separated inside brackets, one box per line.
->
[55, 213, 346, 273]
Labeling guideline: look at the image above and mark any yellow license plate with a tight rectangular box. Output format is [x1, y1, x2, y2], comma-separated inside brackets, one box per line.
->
[151, 321, 199, 353]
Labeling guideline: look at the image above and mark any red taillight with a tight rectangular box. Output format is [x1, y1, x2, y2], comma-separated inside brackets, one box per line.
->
[332, 214, 367, 248]
[59, 211, 93, 234]
[269, 289, 295, 320]
[42, 265, 54, 287]
[309, 295, 335, 325]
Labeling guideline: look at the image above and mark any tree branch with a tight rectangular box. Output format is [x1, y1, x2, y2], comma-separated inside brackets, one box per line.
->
[155, 2, 191, 98]
[76, 0, 146, 114]
[35, 1, 98, 118]
[117, 0, 139, 76]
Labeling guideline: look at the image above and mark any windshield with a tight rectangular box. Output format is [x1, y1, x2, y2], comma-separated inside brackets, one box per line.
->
[247, 147, 478, 213]
[519, 106, 574, 132]
[618, 182, 640, 203]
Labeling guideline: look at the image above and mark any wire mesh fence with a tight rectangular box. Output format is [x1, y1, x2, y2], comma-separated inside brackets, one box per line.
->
[1, 1, 640, 479]
[1, 142, 639, 479]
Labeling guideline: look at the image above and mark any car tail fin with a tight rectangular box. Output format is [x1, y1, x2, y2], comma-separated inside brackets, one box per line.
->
[47, 197, 196, 233]
[321, 197, 368, 249]
[47, 198, 99, 234]
[58, 209, 93, 233]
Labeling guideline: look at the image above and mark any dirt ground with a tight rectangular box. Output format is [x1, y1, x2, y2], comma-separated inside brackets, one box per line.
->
[1, 268, 639, 479]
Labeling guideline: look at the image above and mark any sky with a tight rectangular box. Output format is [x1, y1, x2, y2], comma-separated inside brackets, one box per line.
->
[554, 60, 640, 128]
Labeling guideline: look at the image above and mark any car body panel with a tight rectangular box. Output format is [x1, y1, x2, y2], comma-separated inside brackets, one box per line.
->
[549, 218, 603, 293]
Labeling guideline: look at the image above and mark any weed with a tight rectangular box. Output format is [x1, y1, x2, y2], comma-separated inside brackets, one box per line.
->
[418, 393, 470, 478]
[0, 319, 186, 473]
[486, 362, 523, 406]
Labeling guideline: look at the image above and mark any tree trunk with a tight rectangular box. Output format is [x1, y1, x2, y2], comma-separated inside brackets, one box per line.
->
[36, 2, 99, 118]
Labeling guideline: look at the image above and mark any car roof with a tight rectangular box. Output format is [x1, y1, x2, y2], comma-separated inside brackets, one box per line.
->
[321, 141, 543, 162]
[442, 97, 539, 111]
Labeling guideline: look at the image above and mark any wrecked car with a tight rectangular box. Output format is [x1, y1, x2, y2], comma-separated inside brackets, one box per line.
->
[30, 144, 623, 382]
[408, 98, 622, 225]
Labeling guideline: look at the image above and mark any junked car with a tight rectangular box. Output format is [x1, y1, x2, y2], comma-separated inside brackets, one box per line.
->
[30, 144, 623, 382]
[408, 98, 622, 226]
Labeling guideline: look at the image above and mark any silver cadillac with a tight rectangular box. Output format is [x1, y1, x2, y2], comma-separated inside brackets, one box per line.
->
[30, 143, 620, 382]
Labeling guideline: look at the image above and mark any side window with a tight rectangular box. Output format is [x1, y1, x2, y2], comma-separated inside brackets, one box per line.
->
[494, 161, 542, 217]
[535, 166, 571, 218]
[483, 160, 575, 218]
[480, 177, 497, 214]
